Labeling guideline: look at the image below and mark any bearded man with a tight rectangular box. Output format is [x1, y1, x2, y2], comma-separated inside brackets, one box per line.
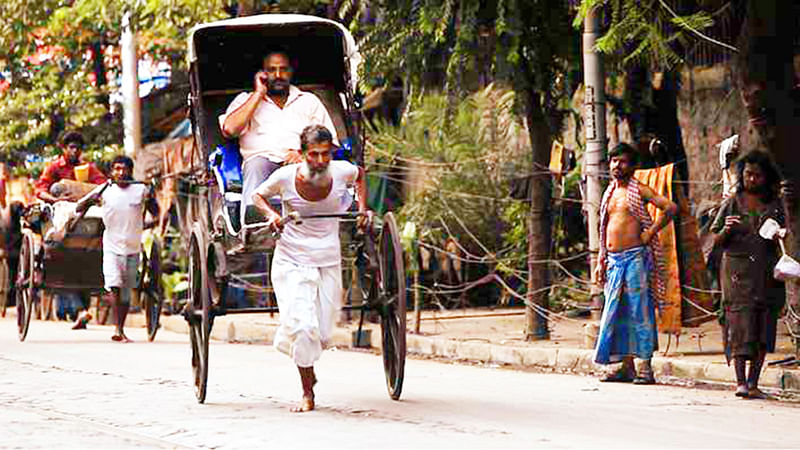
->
[251, 125, 369, 412]
[594, 143, 677, 384]
[219, 51, 338, 227]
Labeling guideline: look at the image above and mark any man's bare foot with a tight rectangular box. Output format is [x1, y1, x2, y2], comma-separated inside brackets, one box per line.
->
[111, 333, 133, 343]
[291, 395, 315, 413]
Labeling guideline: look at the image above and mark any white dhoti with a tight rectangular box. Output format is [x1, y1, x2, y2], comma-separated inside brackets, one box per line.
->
[271, 256, 342, 368]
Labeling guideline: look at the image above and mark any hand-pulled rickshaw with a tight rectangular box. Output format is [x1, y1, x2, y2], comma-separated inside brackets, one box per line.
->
[184, 14, 407, 403]
[8, 181, 163, 342]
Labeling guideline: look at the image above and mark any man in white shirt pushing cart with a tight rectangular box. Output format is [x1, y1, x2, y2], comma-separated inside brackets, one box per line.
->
[252, 124, 369, 412]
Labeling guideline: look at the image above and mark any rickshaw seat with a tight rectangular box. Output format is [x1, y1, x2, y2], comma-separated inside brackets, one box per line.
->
[209, 143, 243, 194]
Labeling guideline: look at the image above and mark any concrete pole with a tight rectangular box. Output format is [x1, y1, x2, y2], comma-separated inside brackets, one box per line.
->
[121, 11, 142, 158]
[582, 7, 607, 321]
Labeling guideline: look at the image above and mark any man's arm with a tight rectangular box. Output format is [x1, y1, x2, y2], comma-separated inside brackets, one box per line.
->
[354, 166, 373, 231]
[75, 182, 108, 214]
[35, 163, 60, 203]
[145, 185, 160, 217]
[355, 166, 367, 214]
[87, 163, 107, 184]
[640, 183, 678, 244]
[220, 74, 267, 138]
[251, 174, 282, 231]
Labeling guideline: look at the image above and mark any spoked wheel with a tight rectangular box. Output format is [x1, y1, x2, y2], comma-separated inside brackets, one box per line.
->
[141, 237, 163, 341]
[16, 235, 35, 341]
[378, 212, 407, 400]
[187, 225, 211, 403]
[0, 257, 9, 318]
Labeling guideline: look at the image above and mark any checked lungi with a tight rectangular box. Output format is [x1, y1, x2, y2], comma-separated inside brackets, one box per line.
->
[594, 246, 659, 364]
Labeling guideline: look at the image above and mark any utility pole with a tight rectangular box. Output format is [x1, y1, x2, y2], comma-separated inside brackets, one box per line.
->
[582, 7, 607, 321]
[121, 11, 142, 158]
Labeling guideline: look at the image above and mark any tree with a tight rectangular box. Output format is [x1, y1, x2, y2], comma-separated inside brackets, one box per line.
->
[0, 0, 231, 159]
[574, 0, 800, 350]
[350, 0, 579, 340]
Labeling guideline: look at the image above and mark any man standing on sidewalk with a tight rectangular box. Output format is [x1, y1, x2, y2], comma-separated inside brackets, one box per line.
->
[251, 125, 368, 412]
[594, 143, 677, 384]
[75, 155, 158, 341]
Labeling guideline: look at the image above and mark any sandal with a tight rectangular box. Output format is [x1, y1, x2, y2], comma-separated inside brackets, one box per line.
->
[746, 386, 769, 400]
[633, 374, 656, 385]
[735, 385, 749, 398]
[600, 369, 634, 383]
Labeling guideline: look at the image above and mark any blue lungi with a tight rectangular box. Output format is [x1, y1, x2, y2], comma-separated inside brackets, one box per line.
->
[594, 246, 659, 364]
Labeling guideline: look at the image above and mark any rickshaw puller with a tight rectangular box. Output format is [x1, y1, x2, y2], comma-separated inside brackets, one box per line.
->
[219, 51, 338, 229]
[252, 124, 369, 413]
[75, 156, 159, 342]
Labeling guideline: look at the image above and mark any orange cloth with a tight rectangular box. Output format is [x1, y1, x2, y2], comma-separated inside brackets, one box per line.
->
[635, 165, 680, 334]
[634, 164, 715, 334]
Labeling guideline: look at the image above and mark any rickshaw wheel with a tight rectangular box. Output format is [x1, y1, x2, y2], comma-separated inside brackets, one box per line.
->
[16, 234, 35, 341]
[188, 225, 210, 403]
[142, 238, 163, 342]
[378, 212, 407, 400]
[0, 257, 9, 318]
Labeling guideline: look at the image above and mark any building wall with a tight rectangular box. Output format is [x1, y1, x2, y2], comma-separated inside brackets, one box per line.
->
[677, 64, 749, 212]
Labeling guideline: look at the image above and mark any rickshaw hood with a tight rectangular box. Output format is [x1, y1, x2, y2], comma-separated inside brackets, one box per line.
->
[188, 14, 361, 91]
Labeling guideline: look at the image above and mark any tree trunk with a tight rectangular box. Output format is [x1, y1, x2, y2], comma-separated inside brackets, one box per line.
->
[525, 88, 552, 341]
[739, 0, 799, 352]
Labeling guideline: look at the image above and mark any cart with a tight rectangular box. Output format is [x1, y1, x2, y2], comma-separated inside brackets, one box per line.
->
[11, 190, 163, 342]
[184, 14, 407, 404]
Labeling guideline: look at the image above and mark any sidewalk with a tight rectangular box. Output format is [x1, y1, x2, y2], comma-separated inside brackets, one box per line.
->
[128, 306, 800, 396]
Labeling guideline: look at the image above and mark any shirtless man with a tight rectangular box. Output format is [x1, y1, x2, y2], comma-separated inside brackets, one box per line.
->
[252, 124, 369, 412]
[594, 143, 677, 384]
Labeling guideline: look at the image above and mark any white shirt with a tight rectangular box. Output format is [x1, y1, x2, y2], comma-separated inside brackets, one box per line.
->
[718, 134, 739, 199]
[93, 183, 149, 256]
[218, 85, 338, 163]
[254, 160, 358, 267]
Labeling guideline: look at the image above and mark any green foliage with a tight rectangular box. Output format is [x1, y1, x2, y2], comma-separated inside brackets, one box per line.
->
[368, 85, 530, 255]
[368, 85, 591, 308]
[0, 0, 231, 158]
[574, 0, 715, 69]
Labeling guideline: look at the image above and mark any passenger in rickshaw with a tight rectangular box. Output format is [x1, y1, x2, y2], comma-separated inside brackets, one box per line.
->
[33, 131, 107, 321]
[251, 125, 369, 413]
[35, 131, 106, 203]
[74, 155, 159, 342]
[218, 50, 338, 229]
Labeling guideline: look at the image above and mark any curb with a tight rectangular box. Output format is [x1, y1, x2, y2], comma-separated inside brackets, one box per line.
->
[131, 314, 800, 396]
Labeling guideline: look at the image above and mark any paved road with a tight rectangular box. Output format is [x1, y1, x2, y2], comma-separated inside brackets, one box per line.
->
[1, 317, 799, 449]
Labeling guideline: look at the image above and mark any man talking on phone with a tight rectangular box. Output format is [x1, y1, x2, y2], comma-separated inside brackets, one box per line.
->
[219, 51, 338, 227]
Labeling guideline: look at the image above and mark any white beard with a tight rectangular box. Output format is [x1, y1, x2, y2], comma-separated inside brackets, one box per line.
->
[299, 162, 331, 187]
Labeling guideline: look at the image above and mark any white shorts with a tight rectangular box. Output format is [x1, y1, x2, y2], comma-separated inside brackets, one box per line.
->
[103, 252, 139, 294]
[271, 256, 342, 368]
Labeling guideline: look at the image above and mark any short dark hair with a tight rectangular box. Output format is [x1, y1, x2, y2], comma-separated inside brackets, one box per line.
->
[60, 131, 85, 148]
[263, 50, 293, 69]
[608, 142, 639, 164]
[111, 154, 134, 171]
[736, 150, 781, 201]
[300, 125, 334, 152]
